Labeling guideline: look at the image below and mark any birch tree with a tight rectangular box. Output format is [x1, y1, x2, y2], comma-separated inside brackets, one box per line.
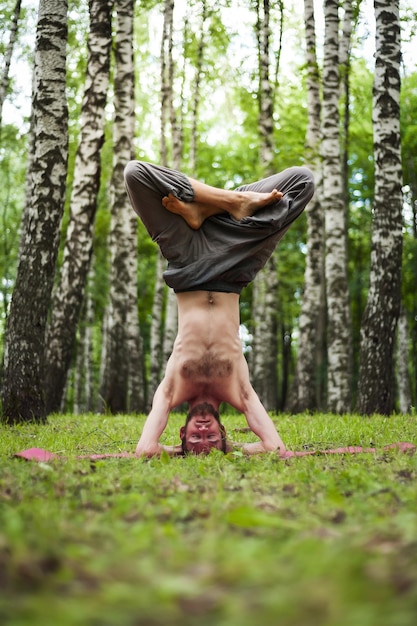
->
[148, 0, 175, 407]
[73, 279, 95, 413]
[189, 0, 207, 176]
[250, 0, 283, 411]
[44, 0, 113, 413]
[162, 0, 190, 366]
[2, 0, 68, 423]
[322, 0, 352, 412]
[339, 0, 354, 206]
[295, 0, 325, 411]
[100, 0, 144, 413]
[396, 305, 412, 413]
[357, 0, 403, 414]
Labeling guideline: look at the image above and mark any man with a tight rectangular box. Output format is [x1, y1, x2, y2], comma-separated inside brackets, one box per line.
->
[124, 161, 314, 457]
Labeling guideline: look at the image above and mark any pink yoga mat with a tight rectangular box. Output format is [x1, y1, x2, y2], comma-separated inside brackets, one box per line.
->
[14, 442, 416, 462]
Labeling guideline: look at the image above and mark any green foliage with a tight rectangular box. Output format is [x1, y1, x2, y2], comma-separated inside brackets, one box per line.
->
[0, 412, 416, 625]
[0, 124, 27, 331]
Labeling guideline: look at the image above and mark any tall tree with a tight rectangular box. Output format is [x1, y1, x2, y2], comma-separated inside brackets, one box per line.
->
[44, 0, 113, 413]
[162, 0, 189, 366]
[1, 0, 68, 423]
[148, 0, 175, 408]
[322, 0, 352, 412]
[100, 0, 145, 413]
[399, 71, 417, 407]
[250, 0, 283, 411]
[396, 305, 412, 413]
[148, 254, 166, 410]
[295, 0, 325, 411]
[190, 0, 207, 175]
[73, 276, 95, 413]
[339, 0, 354, 207]
[356, 0, 403, 414]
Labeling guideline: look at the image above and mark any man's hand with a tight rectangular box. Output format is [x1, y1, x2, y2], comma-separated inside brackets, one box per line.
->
[135, 442, 163, 457]
[135, 442, 182, 457]
[233, 441, 287, 456]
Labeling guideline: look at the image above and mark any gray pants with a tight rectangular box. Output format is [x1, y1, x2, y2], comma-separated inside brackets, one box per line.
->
[124, 161, 315, 294]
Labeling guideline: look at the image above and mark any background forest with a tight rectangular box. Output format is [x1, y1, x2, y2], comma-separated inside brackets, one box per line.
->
[0, 0, 416, 422]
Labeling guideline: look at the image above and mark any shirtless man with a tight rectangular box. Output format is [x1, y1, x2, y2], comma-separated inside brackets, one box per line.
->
[124, 161, 314, 456]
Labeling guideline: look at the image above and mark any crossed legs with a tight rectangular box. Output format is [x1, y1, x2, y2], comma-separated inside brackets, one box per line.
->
[162, 178, 283, 230]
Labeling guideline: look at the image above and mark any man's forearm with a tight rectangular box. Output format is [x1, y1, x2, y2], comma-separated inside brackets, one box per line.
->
[135, 392, 171, 456]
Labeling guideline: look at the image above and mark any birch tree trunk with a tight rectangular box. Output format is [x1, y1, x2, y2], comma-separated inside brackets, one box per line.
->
[100, 0, 144, 413]
[163, 0, 188, 364]
[159, 0, 174, 167]
[396, 305, 412, 414]
[339, 0, 353, 207]
[322, 0, 352, 413]
[356, 0, 403, 414]
[251, 256, 279, 410]
[190, 0, 207, 175]
[295, 0, 325, 411]
[250, 0, 282, 410]
[148, 253, 166, 409]
[1, 0, 68, 423]
[74, 305, 87, 414]
[0, 0, 22, 123]
[71, 263, 96, 413]
[148, 0, 176, 406]
[257, 0, 275, 172]
[44, 0, 113, 413]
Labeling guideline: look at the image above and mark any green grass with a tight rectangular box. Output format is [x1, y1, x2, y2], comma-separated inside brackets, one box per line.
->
[1, 412, 416, 626]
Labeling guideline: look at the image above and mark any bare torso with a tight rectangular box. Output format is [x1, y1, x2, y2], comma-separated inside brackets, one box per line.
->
[137, 289, 285, 455]
[164, 290, 250, 410]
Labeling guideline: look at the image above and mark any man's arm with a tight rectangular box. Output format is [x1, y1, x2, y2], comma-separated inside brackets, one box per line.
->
[239, 388, 286, 456]
[230, 358, 286, 456]
[135, 379, 182, 457]
[224, 353, 285, 455]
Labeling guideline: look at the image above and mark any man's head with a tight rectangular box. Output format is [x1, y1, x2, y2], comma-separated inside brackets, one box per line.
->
[180, 402, 227, 455]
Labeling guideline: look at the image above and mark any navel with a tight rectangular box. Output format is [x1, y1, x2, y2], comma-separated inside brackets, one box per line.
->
[207, 291, 214, 305]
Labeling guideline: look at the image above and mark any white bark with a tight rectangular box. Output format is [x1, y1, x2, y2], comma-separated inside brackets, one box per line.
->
[45, 0, 113, 413]
[396, 306, 412, 414]
[190, 1, 207, 175]
[357, 0, 403, 414]
[251, 0, 281, 409]
[100, 0, 144, 413]
[322, 0, 352, 412]
[296, 0, 325, 411]
[251, 256, 279, 410]
[163, 288, 178, 364]
[148, 252, 166, 410]
[2, 0, 68, 422]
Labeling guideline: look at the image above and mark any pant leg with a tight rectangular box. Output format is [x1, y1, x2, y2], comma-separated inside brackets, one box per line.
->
[123, 160, 195, 262]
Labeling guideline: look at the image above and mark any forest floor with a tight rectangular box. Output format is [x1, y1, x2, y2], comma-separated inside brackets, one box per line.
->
[0, 411, 416, 626]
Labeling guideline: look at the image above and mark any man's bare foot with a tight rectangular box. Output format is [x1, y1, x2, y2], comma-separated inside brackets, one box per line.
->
[162, 194, 204, 230]
[162, 188, 283, 230]
[230, 189, 283, 222]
